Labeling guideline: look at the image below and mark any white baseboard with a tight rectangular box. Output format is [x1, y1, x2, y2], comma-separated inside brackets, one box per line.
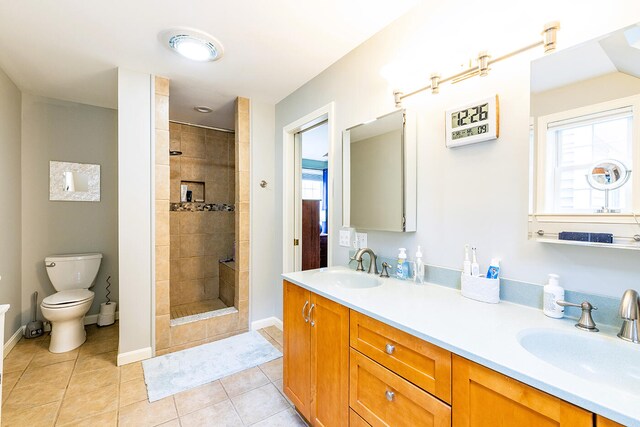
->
[251, 316, 283, 331]
[84, 311, 120, 326]
[4, 326, 25, 358]
[117, 347, 152, 366]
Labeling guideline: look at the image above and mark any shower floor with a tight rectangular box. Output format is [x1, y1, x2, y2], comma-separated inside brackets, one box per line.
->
[170, 298, 230, 320]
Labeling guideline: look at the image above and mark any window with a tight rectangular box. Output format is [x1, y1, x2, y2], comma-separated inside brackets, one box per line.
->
[302, 169, 323, 200]
[542, 105, 634, 213]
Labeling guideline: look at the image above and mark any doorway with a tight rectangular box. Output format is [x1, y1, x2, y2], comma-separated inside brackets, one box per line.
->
[282, 103, 335, 274]
[296, 121, 329, 271]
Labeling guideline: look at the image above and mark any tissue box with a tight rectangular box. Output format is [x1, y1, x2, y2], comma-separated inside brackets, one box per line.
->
[461, 274, 500, 304]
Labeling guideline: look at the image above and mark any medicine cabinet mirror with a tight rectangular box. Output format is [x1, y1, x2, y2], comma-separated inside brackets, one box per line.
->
[529, 22, 640, 249]
[49, 161, 101, 202]
[342, 109, 416, 232]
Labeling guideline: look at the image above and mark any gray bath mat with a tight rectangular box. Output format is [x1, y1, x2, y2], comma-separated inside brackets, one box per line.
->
[142, 330, 282, 402]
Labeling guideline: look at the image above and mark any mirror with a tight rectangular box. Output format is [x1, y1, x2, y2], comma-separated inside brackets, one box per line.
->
[529, 23, 640, 248]
[342, 110, 416, 232]
[49, 161, 101, 202]
[586, 159, 631, 213]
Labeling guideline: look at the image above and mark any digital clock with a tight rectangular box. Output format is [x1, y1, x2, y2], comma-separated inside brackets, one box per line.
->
[445, 95, 499, 148]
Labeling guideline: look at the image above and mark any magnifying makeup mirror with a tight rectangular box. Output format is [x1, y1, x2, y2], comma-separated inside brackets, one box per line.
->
[585, 159, 631, 213]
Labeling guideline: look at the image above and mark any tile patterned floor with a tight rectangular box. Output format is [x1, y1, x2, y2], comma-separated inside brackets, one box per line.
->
[1, 323, 307, 426]
[170, 298, 230, 320]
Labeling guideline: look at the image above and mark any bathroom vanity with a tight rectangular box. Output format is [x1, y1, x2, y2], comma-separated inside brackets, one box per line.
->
[282, 268, 638, 426]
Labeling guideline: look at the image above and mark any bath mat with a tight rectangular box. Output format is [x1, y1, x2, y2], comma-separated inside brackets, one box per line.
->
[142, 330, 282, 402]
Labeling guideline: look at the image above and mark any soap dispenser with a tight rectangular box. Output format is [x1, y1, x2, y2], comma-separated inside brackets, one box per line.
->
[415, 246, 425, 284]
[396, 248, 408, 279]
[543, 274, 564, 318]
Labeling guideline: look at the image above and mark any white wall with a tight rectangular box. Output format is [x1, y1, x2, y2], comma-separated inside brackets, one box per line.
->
[21, 95, 118, 325]
[0, 67, 22, 342]
[250, 100, 280, 322]
[272, 0, 640, 317]
[117, 68, 153, 363]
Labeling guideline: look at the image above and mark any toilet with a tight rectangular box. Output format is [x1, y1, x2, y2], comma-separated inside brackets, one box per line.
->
[40, 253, 102, 353]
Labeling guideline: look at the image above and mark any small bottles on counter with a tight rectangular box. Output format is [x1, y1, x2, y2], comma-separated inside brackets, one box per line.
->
[543, 274, 564, 318]
[471, 247, 480, 276]
[396, 248, 409, 279]
[415, 246, 425, 284]
[463, 245, 471, 275]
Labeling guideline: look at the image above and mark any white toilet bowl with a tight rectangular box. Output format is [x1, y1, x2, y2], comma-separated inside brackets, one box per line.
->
[40, 253, 102, 353]
[41, 290, 94, 353]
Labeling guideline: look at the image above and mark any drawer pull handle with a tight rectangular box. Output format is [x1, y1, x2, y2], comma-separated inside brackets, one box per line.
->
[385, 390, 395, 402]
[385, 343, 395, 355]
[302, 301, 309, 323]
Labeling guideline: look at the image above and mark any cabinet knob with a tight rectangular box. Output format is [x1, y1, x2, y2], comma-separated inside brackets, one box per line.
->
[302, 301, 309, 323]
[385, 390, 395, 402]
[385, 343, 395, 355]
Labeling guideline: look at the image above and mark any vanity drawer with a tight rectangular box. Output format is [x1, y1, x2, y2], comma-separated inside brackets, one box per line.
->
[350, 409, 372, 426]
[350, 310, 452, 403]
[350, 349, 451, 427]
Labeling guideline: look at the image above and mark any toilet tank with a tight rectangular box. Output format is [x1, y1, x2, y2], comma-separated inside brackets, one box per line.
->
[44, 253, 103, 291]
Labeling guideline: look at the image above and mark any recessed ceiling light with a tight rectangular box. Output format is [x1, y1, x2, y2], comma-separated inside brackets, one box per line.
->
[194, 106, 213, 113]
[160, 28, 224, 62]
[624, 25, 640, 50]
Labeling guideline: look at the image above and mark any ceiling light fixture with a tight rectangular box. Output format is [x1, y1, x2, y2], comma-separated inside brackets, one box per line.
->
[194, 106, 213, 113]
[160, 28, 224, 62]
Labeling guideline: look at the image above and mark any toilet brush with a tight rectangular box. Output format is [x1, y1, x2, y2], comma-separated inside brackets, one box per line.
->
[25, 291, 44, 339]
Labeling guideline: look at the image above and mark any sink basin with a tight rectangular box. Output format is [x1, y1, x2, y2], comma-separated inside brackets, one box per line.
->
[518, 328, 640, 393]
[313, 270, 382, 289]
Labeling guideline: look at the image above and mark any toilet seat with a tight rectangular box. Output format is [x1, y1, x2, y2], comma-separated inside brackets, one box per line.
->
[42, 289, 94, 308]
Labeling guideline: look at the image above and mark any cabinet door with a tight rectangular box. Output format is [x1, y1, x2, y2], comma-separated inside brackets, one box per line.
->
[283, 281, 312, 420]
[452, 355, 593, 427]
[310, 293, 350, 426]
[596, 415, 625, 427]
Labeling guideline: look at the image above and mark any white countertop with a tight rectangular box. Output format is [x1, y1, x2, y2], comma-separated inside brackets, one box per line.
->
[282, 267, 640, 426]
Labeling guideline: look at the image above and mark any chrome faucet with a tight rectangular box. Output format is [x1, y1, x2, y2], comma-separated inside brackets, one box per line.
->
[352, 248, 379, 275]
[556, 300, 598, 332]
[618, 289, 639, 343]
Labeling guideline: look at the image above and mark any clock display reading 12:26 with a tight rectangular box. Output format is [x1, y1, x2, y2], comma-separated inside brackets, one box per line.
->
[445, 95, 499, 148]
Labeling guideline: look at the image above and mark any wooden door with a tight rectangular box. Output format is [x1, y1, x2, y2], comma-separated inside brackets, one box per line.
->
[283, 281, 312, 420]
[596, 415, 625, 427]
[302, 199, 320, 270]
[310, 293, 350, 426]
[452, 355, 593, 427]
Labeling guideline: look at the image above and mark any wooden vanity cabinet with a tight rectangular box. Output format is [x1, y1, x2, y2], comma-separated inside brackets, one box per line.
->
[283, 281, 350, 426]
[452, 355, 593, 427]
[596, 415, 625, 427]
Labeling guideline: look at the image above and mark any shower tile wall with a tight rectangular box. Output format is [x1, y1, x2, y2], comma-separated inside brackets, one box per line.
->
[169, 123, 235, 307]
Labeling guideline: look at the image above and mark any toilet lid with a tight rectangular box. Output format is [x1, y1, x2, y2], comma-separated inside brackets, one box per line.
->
[42, 289, 94, 305]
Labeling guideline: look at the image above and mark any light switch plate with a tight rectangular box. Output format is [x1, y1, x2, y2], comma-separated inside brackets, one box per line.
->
[355, 232, 367, 249]
[339, 230, 351, 247]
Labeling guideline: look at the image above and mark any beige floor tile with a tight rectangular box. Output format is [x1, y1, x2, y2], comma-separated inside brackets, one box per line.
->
[179, 399, 242, 427]
[220, 366, 269, 397]
[3, 348, 35, 373]
[272, 378, 294, 406]
[119, 377, 149, 407]
[78, 338, 118, 357]
[251, 407, 308, 427]
[118, 396, 177, 427]
[120, 361, 144, 382]
[231, 383, 290, 425]
[258, 357, 283, 381]
[66, 366, 120, 396]
[174, 380, 227, 416]
[2, 371, 21, 404]
[15, 360, 74, 390]
[56, 409, 118, 427]
[1, 400, 60, 427]
[263, 326, 283, 346]
[29, 347, 78, 368]
[3, 382, 65, 411]
[157, 420, 181, 427]
[73, 350, 118, 374]
[56, 383, 119, 425]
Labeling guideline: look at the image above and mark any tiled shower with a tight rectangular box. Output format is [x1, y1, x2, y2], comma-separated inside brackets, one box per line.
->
[169, 122, 236, 319]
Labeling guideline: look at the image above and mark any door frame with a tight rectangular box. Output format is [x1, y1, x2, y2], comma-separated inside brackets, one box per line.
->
[282, 102, 335, 273]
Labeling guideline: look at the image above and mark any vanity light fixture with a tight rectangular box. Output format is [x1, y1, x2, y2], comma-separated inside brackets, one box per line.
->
[194, 106, 213, 113]
[393, 21, 560, 107]
[160, 28, 224, 62]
